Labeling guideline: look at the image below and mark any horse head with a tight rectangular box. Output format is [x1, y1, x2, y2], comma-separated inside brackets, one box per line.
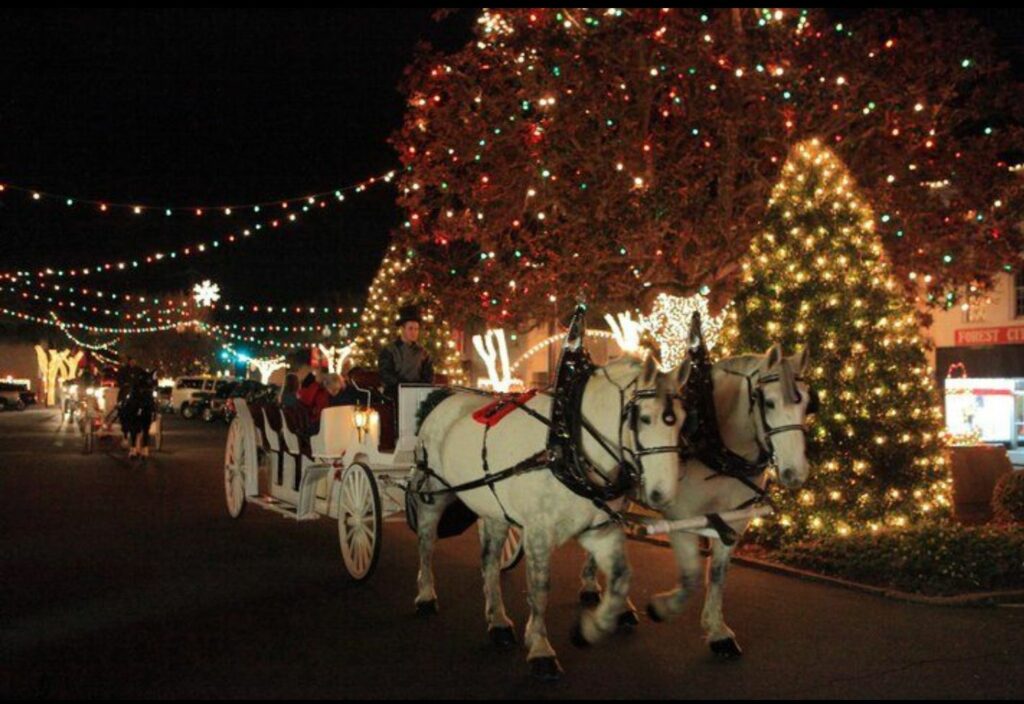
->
[628, 353, 692, 509]
[754, 344, 816, 489]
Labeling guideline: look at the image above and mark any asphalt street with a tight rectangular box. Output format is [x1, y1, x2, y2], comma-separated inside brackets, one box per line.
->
[2, 409, 1022, 699]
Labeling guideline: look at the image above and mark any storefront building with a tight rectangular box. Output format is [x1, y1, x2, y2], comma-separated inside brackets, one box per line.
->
[929, 272, 1024, 463]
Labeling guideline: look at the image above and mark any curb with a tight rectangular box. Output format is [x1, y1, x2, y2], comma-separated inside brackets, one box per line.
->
[730, 552, 1024, 607]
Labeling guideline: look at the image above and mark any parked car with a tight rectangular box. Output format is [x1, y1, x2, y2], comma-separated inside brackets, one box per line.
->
[0, 383, 28, 411]
[171, 376, 233, 418]
[223, 380, 280, 425]
[201, 381, 239, 423]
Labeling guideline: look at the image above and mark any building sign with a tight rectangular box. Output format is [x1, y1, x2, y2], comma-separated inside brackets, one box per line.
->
[954, 325, 1024, 346]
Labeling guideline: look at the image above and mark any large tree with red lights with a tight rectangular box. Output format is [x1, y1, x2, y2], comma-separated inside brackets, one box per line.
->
[392, 8, 1023, 329]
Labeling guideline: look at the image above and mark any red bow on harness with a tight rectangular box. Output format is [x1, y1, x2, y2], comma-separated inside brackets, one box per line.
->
[472, 389, 539, 428]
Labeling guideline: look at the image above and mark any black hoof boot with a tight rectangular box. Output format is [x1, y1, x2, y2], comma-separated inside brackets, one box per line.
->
[415, 600, 438, 617]
[489, 626, 517, 649]
[709, 638, 743, 659]
[570, 621, 591, 649]
[617, 609, 640, 630]
[529, 656, 563, 682]
[646, 603, 665, 624]
[579, 590, 601, 606]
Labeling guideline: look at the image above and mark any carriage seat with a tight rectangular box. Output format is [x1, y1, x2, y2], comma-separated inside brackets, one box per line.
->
[345, 369, 449, 454]
[281, 406, 314, 460]
[248, 401, 272, 452]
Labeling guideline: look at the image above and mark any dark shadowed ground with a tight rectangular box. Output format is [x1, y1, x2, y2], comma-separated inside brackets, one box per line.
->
[2, 410, 1022, 699]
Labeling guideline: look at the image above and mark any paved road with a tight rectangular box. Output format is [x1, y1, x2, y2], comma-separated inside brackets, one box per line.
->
[2, 409, 1022, 699]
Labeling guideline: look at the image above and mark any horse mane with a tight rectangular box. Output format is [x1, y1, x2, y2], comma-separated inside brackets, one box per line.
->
[716, 353, 800, 404]
[600, 353, 644, 387]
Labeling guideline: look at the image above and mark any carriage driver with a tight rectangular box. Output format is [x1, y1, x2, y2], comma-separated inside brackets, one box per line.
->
[377, 304, 434, 404]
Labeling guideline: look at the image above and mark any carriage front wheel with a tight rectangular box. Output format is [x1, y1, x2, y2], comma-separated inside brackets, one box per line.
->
[223, 419, 247, 519]
[500, 526, 524, 571]
[338, 462, 382, 582]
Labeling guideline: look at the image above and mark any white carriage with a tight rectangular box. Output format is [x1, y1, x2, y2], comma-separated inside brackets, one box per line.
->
[224, 383, 523, 580]
[67, 384, 164, 454]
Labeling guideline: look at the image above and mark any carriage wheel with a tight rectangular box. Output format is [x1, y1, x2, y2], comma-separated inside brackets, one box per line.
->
[224, 419, 247, 519]
[500, 526, 524, 572]
[338, 462, 382, 582]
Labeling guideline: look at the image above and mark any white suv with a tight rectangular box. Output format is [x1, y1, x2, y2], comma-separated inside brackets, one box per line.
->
[171, 377, 223, 417]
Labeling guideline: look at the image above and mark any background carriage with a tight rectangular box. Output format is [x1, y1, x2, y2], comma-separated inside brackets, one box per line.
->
[65, 382, 164, 455]
[223, 375, 523, 580]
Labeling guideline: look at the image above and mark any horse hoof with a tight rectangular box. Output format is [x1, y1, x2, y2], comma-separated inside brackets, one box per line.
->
[570, 621, 591, 649]
[415, 600, 438, 617]
[709, 638, 743, 659]
[529, 656, 563, 681]
[579, 590, 601, 606]
[646, 602, 665, 624]
[617, 609, 640, 630]
[489, 626, 517, 649]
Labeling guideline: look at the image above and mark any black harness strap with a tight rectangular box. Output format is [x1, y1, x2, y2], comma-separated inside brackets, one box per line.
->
[414, 449, 552, 500]
[480, 424, 521, 527]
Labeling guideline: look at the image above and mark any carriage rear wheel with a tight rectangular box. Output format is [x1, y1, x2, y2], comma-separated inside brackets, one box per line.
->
[338, 462, 382, 581]
[500, 526, 524, 571]
[224, 419, 247, 519]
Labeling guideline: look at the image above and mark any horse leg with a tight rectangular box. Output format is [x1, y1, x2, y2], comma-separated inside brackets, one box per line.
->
[572, 526, 634, 646]
[701, 538, 742, 658]
[523, 528, 561, 680]
[647, 530, 702, 623]
[578, 554, 602, 605]
[479, 519, 516, 648]
[413, 493, 452, 616]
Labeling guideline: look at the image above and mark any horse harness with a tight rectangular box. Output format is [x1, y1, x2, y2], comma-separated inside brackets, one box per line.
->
[413, 317, 682, 525]
[681, 338, 819, 533]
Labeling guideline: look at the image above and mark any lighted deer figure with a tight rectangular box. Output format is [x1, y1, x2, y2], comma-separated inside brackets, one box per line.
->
[472, 329, 514, 392]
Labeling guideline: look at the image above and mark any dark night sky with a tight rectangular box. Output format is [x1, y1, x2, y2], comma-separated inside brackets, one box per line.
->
[1, 8, 1022, 331]
[0, 8, 476, 321]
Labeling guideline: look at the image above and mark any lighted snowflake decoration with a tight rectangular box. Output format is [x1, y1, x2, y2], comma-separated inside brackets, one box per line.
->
[192, 280, 221, 308]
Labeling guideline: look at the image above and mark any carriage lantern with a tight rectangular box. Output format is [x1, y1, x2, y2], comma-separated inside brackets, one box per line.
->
[353, 407, 375, 442]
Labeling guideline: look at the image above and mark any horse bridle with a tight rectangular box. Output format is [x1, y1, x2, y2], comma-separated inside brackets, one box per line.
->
[749, 370, 819, 464]
[722, 368, 818, 467]
[600, 370, 684, 491]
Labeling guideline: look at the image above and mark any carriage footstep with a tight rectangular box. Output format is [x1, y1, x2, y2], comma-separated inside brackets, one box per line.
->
[529, 656, 563, 681]
[617, 609, 640, 630]
[578, 590, 601, 606]
[709, 637, 743, 659]
[415, 599, 439, 617]
[488, 626, 517, 649]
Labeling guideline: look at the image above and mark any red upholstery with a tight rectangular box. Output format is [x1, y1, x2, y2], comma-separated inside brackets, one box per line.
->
[250, 402, 271, 451]
[347, 367, 448, 453]
[281, 406, 313, 458]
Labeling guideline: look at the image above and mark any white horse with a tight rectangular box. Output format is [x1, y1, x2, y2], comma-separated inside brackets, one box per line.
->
[413, 353, 692, 680]
[579, 343, 815, 658]
[649, 343, 813, 656]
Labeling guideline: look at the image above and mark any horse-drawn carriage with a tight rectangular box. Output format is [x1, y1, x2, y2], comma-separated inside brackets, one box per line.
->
[64, 381, 164, 455]
[222, 308, 817, 679]
[223, 375, 523, 580]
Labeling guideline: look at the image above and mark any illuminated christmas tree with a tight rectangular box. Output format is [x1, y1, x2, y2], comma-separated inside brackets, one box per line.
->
[350, 245, 466, 384]
[721, 139, 951, 544]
